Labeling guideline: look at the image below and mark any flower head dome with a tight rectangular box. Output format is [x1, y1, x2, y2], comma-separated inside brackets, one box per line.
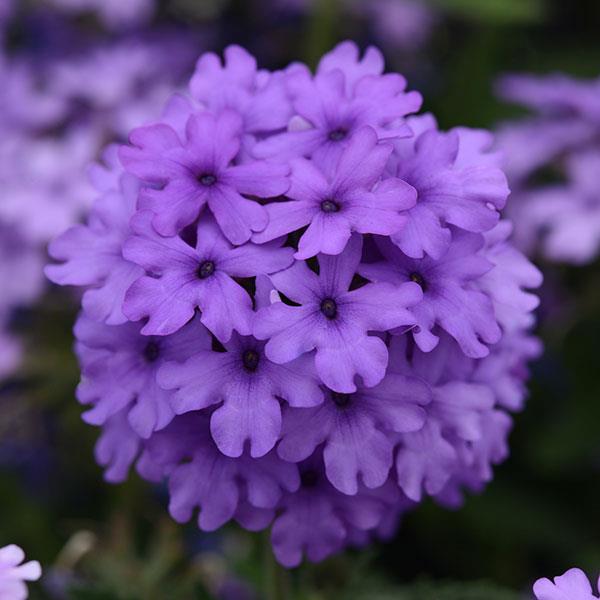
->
[47, 41, 542, 566]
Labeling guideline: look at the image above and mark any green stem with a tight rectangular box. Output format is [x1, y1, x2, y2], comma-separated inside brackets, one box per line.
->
[264, 534, 291, 600]
[304, 0, 340, 68]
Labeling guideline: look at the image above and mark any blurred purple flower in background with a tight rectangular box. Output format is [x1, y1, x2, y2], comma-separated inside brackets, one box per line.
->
[0, 3, 200, 381]
[534, 568, 600, 600]
[0, 544, 41, 600]
[496, 73, 600, 265]
[365, 0, 438, 50]
[47, 40, 542, 567]
[0, 225, 45, 377]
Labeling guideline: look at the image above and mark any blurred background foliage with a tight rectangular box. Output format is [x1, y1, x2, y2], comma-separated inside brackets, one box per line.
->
[2, 0, 600, 598]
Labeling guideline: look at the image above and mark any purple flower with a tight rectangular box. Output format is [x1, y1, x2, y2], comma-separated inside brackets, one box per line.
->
[271, 456, 401, 567]
[389, 119, 509, 259]
[254, 235, 422, 392]
[189, 45, 293, 136]
[46, 147, 144, 325]
[0, 29, 198, 322]
[495, 118, 592, 184]
[497, 72, 600, 265]
[394, 419, 457, 502]
[511, 151, 600, 265]
[48, 33, 199, 138]
[123, 212, 293, 340]
[497, 73, 600, 123]
[0, 58, 66, 134]
[477, 221, 542, 332]
[157, 332, 323, 458]
[277, 373, 430, 494]
[75, 313, 211, 438]
[95, 407, 142, 483]
[0, 225, 44, 319]
[360, 232, 501, 358]
[120, 110, 290, 244]
[45, 41, 542, 568]
[0, 544, 41, 600]
[315, 41, 386, 93]
[138, 413, 299, 531]
[389, 334, 505, 502]
[253, 126, 416, 258]
[433, 408, 513, 508]
[534, 568, 600, 600]
[253, 43, 421, 170]
[0, 127, 97, 244]
[471, 330, 542, 412]
[367, 0, 438, 50]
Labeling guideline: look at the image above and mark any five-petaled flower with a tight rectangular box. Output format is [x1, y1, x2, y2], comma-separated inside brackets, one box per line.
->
[122, 211, 293, 340]
[120, 109, 290, 244]
[254, 235, 422, 392]
[253, 126, 416, 258]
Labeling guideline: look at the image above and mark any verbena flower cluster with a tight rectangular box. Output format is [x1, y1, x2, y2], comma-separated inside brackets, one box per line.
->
[534, 568, 600, 600]
[0, 544, 41, 600]
[47, 41, 542, 567]
[496, 73, 600, 265]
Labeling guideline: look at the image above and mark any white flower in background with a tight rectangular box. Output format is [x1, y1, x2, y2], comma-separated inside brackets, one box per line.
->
[0, 545, 41, 600]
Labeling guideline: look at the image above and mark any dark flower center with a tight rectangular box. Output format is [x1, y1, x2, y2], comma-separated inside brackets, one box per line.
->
[300, 469, 319, 488]
[320, 199, 340, 213]
[331, 391, 352, 408]
[328, 128, 347, 142]
[198, 173, 217, 187]
[242, 349, 260, 372]
[143, 341, 160, 363]
[409, 271, 427, 292]
[320, 298, 338, 320]
[197, 260, 215, 279]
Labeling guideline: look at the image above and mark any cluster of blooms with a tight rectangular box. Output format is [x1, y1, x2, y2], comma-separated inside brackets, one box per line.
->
[534, 568, 600, 600]
[496, 73, 600, 265]
[0, 544, 41, 600]
[47, 41, 542, 567]
[0, 2, 198, 378]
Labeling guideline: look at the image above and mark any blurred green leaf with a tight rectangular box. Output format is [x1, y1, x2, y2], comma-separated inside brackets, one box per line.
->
[338, 576, 520, 600]
[433, 0, 545, 24]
